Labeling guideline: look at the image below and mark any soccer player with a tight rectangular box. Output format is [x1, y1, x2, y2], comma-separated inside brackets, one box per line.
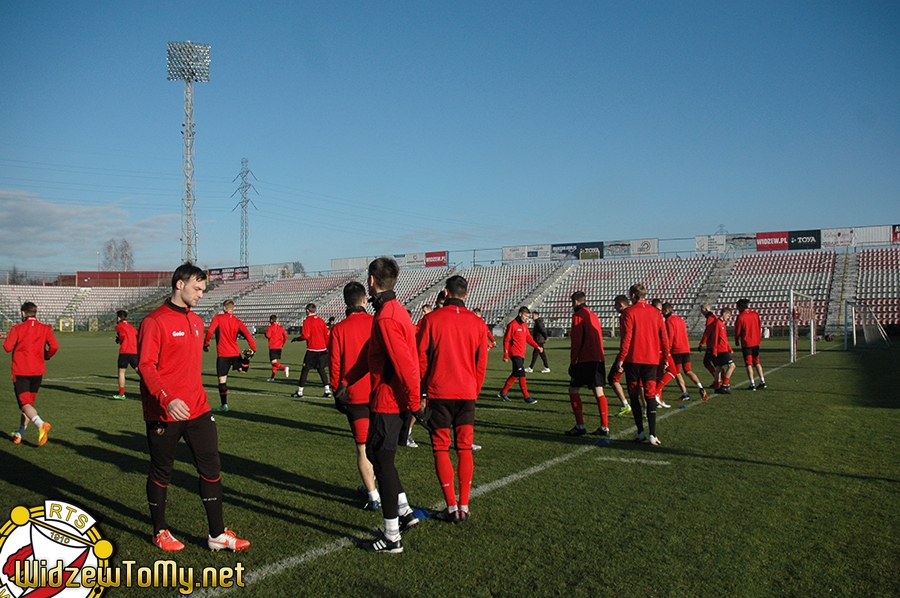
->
[697, 303, 719, 387]
[345, 257, 424, 553]
[525, 311, 550, 373]
[290, 303, 331, 398]
[138, 263, 249, 552]
[472, 307, 497, 349]
[711, 307, 736, 394]
[499, 307, 542, 404]
[565, 292, 610, 437]
[416, 275, 487, 522]
[607, 295, 632, 417]
[4, 302, 58, 446]
[662, 303, 708, 401]
[614, 284, 669, 446]
[203, 300, 257, 413]
[329, 282, 380, 511]
[114, 309, 139, 400]
[734, 299, 766, 390]
[264, 314, 289, 382]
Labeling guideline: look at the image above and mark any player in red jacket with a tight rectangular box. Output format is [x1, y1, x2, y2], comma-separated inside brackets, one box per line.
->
[264, 314, 289, 381]
[345, 257, 425, 553]
[291, 304, 331, 398]
[139, 263, 249, 553]
[662, 303, 708, 401]
[565, 291, 610, 437]
[614, 284, 669, 446]
[4, 302, 58, 446]
[499, 307, 542, 404]
[114, 309, 139, 400]
[417, 275, 488, 522]
[329, 281, 380, 511]
[711, 307, 736, 394]
[697, 303, 719, 384]
[607, 295, 632, 417]
[734, 299, 767, 390]
[203, 300, 257, 412]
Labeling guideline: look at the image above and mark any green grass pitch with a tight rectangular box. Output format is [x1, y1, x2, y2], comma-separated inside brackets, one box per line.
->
[1, 332, 899, 597]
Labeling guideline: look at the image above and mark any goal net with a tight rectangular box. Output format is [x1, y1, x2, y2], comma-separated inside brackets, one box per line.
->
[789, 290, 817, 363]
[843, 301, 892, 350]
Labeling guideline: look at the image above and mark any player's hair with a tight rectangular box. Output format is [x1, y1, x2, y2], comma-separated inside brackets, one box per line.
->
[269, 314, 278, 322]
[343, 281, 367, 306]
[436, 290, 446, 306]
[629, 284, 647, 300]
[613, 294, 629, 308]
[518, 306, 531, 316]
[116, 310, 128, 320]
[662, 302, 674, 315]
[737, 298, 750, 311]
[701, 302, 711, 314]
[472, 307, 482, 315]
[721, 307, 732, 317]
[171, 263, 207, 291]
[305, 303, 317, 313]
[650, 298, 662, 309]
[570, 291, 586, 303]
[445, 275, 468, 298]
[223, 300, 235, 310]
[20, 302, 37, 316]
[368, 257, 399, 291]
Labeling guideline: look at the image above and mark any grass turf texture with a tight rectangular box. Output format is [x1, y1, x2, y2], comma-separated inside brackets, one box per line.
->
[1, 333, 898, 597]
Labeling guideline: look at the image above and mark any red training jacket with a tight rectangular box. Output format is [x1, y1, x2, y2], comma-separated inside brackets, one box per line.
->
[416, 298, 488, 400]
[116, 320, 138, 354]
[711, 317, 733, 356]
[3, 317, 59, 377]
[329, 310, 374, 405]
[570, 304, 604, 364]
[298, 313, 330, 351]
[734, 309, 762, 348]
[699, 313, 718, 348]
[665, 313, 691, 355]
[204, 311, 257, 357]
[616, 300, 668, 366]
[265, 322, 288, 350]
[503, 317, 540, 360]
[365, 294, 421, 414]
[138, 300, 210, 422]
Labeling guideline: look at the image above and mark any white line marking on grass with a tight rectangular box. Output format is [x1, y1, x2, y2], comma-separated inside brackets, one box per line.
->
[597, 457, 670, 466]
[191, 353, 813, 596]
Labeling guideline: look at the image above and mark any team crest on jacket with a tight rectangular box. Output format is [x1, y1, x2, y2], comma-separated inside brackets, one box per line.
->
[0, 501, 113, 597]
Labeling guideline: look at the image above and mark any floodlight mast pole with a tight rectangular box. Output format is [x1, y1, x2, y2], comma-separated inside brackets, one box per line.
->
[167, 40, 210, 265]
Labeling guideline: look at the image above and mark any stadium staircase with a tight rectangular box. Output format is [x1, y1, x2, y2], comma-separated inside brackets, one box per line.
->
[521, 261, 578, 329]
[824, 252, 859, 334]
[61, 288, 91, 322]
[685, 257, 736, 336]
[195, 279, 270, 324]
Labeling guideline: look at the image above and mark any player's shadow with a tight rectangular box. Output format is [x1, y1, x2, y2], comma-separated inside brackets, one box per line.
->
[0, 449, 147, 542]
[41, 383, 111, 400]
[216, 409, 347, 436]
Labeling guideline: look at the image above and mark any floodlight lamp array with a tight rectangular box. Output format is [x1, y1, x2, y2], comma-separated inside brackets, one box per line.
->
[167, 41, 211, 83]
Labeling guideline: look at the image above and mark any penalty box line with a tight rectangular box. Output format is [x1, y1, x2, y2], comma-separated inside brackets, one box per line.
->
[195, 354, 809, 597]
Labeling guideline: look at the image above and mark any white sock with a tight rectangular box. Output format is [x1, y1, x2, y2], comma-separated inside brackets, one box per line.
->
[384, 518, 400, 542]
[296, 386, 304, 393]
[447, 504, 458, 513]
[398, 492, 412, 516]
[368, 489, 380, 503]
[30, 415, 44, 427]
[697, 383, 704, 390]
[324, 385, 331, 393]
[760, 377, 765, 383]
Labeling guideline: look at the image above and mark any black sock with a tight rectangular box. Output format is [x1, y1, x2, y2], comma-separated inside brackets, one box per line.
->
[218, 383, 228, 406]
[147, 478, 168, 535]
[200, 477, 225, 537]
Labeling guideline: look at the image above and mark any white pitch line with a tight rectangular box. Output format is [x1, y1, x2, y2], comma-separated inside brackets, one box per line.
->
[597, 457, 670, 466]
[183, 353, 813, 596]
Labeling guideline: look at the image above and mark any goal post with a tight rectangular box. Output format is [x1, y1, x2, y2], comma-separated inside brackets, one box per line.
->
[843, 301, 892, 350]
[789, 290, 817, 363]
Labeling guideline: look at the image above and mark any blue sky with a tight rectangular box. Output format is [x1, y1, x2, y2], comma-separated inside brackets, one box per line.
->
[1, 1, 898, 274]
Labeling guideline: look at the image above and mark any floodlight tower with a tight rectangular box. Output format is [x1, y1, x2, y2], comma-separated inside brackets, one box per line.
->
[231, 158, 258, 268]
[167, 40, 210, 265]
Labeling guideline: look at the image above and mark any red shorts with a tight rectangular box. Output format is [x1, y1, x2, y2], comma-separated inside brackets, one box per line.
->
[623, 363, 659, 399]
[345, 403, 371, 445]
[742, 346, 760, 366]
[13, 375, 42, 407]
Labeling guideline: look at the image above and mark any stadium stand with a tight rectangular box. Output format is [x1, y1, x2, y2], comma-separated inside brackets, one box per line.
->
[453, 263, 560, 326]
[229, 273, 362, 328]
[855, 247, 900, 325]
[530, 256, 718, 332]
[715, 251, 835, 329]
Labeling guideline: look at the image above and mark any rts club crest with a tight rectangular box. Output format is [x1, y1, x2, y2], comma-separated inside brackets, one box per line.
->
[0, 501, 113, 598]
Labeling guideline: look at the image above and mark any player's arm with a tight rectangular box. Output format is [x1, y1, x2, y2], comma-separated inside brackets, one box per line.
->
[502, 322, 514, 360]
[474, 324, 489, 395]
[569, 315, 582, 365]
[415, 319, 432, 382]
[658, 317, 670, 367]
[203, 317, 218, 350]
[2, 327, 17, 353]
[44, 330, 60, 360]
[137, 319, 176, 408]
[615, 310, 633, 368]
[328, 331, 342, 391]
